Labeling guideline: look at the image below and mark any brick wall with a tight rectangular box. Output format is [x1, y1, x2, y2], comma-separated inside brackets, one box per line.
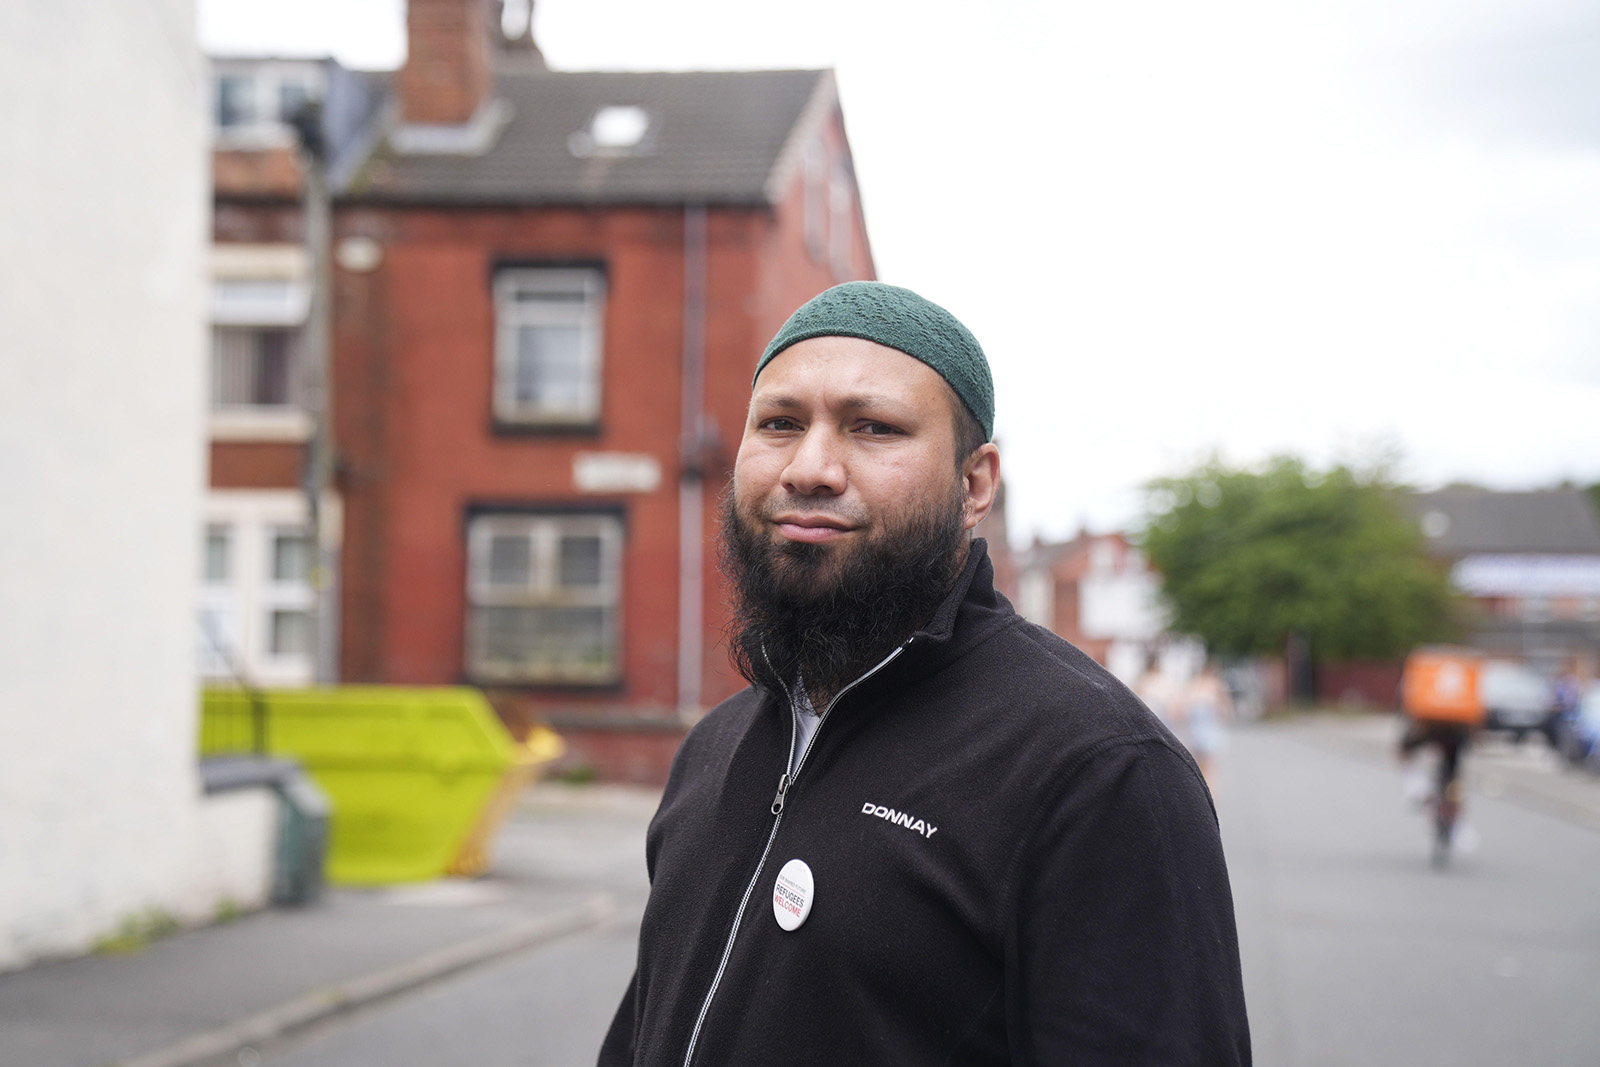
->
[213, 148, 302, 198]
[397, 0, 491, 125]
[551, 725, 690, 787]
[210, 442, 305, 488]
[1317, 659, 1403, 710]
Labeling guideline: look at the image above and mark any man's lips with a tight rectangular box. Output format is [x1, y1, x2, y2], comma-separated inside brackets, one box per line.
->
[771, 514, 858, 543]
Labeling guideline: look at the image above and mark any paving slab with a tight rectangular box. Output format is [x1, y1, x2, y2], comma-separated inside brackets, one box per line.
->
[0, 785, 660, 1067]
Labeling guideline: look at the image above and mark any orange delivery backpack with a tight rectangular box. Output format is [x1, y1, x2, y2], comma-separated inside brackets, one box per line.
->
[1400, 647, 1486, 726]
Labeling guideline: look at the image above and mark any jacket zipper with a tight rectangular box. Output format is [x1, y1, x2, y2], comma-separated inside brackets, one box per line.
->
[678, 639, 913, 1067]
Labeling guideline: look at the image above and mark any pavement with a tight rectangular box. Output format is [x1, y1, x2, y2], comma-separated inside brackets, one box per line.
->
[4, 719, 1598, 1067]
[0, 785, 659, 1067]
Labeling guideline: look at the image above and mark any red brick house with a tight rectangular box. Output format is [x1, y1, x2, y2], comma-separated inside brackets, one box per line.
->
[204, 0, 875, 781]
[1014, 530, 1167, 683]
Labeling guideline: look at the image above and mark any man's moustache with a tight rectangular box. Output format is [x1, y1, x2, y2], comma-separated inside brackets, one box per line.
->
[758, 495, 869, 527]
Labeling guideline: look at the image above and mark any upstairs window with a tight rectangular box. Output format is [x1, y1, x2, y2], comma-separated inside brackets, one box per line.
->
[493, 268, 606, 427]
[209, 246, 312, 440]
[466, 513, 623, 684]
[216, 74, 256, 129]
[277, 80, 312, 126]
[212, 325, 302, 409]
[211, 61, 323, 146]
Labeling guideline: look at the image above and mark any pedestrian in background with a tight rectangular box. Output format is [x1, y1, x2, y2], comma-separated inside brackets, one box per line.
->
[1134, 652, 1180, 728]
[1182, 662, 1233, 788]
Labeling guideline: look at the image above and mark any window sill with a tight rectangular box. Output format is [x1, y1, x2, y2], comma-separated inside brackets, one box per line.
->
[213, 126, 298, 151]
[466, 669, 624, 692]
[210, 410, 313, 442]
[490, 418, 603, 438]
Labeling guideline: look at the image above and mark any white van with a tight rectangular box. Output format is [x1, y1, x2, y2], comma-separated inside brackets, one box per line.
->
[1479, 660, 1556, 743]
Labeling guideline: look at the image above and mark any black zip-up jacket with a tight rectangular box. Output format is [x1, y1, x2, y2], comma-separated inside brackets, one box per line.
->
[600, 541, 1250, 1066]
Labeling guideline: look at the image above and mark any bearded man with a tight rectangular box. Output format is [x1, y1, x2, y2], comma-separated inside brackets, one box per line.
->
[599, 282, 1250, 1066]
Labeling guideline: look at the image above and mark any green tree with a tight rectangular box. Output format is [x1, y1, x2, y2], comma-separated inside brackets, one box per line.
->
[1140, 456, 1455, 661]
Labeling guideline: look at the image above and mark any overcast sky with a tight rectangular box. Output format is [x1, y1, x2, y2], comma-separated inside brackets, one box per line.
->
[199, 0, 1600, 543]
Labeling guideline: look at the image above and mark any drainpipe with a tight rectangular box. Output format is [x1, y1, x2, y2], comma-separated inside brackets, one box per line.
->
[293, 101, 337, 685]
[678, 204, 707, 719]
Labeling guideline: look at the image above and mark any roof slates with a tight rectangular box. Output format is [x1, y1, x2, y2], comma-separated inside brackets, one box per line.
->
[355, 68, 826, 205]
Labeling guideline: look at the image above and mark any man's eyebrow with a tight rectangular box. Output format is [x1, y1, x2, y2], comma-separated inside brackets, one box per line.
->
[751, 392, 804, 410]
[752, 392, 908, 413]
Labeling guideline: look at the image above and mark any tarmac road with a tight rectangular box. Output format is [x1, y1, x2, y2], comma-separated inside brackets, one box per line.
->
[1221, 721, 1600, 1067]
[237, 720, 1600, 1067]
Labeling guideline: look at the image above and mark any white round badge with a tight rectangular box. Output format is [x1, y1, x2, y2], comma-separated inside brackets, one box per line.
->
[772, 858, 814, 931]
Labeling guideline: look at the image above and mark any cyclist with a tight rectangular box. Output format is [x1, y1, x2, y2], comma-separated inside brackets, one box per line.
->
[1398, 648, 1485, 866]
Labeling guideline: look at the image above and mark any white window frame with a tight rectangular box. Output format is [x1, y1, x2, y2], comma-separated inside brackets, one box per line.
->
[263, 525, 316, 663]
[199, 523, 238, 680]
[209, 244, 313, 441]
[199, 490, 340, 687]
[492, 268, 606, 427]
[211, 59, 325, 148]
[465, 512, 623, 684]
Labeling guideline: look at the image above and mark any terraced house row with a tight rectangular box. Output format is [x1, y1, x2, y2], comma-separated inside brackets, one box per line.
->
[203, 0, 876, 781]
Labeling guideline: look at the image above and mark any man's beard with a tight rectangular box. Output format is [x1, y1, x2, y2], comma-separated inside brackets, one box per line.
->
[718, 480, 971, 705]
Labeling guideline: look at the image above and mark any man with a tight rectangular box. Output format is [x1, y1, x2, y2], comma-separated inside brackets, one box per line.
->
[600, 282, 1250, 1065]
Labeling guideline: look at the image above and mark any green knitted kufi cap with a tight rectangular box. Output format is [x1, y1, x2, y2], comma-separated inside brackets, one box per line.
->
[754, 281, 994, 440]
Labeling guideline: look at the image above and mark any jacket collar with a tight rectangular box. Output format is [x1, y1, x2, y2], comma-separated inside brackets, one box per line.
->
[836, 538, 1011, 701]
[913, 538, 990, 642]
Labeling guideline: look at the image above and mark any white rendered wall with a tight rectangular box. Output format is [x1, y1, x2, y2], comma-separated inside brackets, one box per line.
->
[191, 791, 278, 913]
[0, 0, 269, 969]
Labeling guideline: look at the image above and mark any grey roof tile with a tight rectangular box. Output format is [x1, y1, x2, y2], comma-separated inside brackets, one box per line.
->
[1406, 488, 1600, 555]
[351, 68, 828, 205]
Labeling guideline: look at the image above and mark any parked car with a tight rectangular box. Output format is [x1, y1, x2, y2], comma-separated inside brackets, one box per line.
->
[1479, 660, 1558, 744]
[1554, 683, 1600, 772]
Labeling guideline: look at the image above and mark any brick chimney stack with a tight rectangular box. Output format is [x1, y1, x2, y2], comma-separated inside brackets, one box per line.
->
[398, 0, 493, 126]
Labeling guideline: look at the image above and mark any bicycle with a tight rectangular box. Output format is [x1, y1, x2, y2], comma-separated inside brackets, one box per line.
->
[1400, 717, 1470, 868]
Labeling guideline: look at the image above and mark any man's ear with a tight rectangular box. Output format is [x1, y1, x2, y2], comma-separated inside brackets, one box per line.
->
[961, 443, 1001, 531]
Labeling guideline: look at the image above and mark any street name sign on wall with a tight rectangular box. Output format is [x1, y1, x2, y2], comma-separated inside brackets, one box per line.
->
[573, 452, 662, 494]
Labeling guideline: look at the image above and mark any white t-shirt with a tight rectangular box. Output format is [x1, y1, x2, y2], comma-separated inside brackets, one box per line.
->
[790, 683, 821, 775]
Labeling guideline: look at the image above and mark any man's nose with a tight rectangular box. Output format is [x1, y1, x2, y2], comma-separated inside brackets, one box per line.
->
[780, 426, 847, 497]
